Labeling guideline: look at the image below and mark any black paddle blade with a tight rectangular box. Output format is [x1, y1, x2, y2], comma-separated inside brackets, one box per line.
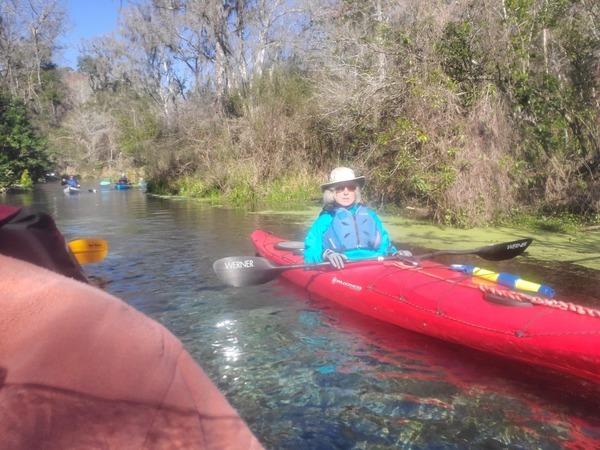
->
[475, 238, 533, 261]
[420, 238, 533, 261]
[213, 256, 285, 287]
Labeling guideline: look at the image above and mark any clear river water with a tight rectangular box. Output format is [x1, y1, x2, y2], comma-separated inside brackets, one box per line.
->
[3, 181, 600, 449]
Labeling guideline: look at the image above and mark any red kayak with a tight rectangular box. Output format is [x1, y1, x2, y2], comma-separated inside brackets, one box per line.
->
[229, 230, 600, 385]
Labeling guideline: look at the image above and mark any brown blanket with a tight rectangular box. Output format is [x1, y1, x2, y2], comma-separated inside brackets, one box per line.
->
[0, 254, 263, 449]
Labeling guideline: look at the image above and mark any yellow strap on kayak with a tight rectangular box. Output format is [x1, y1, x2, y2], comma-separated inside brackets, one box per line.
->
[68, 238, 108, 264]
[451, 264, 555, 298]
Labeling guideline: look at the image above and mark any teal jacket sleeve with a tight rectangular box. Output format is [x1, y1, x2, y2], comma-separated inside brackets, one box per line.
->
[303, 214, 333, 263]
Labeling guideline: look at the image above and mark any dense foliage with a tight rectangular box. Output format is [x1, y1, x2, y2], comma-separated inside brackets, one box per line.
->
[0, 93, 50, 188]
[1, 0, 598, 226]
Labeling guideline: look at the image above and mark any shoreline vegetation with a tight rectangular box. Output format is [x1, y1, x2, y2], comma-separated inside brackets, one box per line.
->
[149, 173, 600, 231]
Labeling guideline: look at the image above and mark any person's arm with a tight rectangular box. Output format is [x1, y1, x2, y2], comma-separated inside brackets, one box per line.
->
[303, 214, 331, 263]
[0, 254, 264, 449]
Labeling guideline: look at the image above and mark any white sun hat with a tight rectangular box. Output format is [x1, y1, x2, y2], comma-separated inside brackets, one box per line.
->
[321, 167, 366, 192]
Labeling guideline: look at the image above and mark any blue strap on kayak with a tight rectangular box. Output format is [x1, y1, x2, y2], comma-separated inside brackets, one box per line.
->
[451, 264, 555, 298]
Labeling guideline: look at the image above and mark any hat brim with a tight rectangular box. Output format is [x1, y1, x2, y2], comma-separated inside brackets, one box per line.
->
[321, 176, 365, 192]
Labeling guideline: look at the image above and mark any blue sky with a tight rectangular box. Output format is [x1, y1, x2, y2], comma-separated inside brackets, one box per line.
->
[59, 0, 128, 69]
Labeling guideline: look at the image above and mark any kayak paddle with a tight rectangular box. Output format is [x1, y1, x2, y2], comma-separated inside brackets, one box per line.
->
[68, 238, 108, 264]
[213, 238, 533, 287]
[275, 238, 532, 261]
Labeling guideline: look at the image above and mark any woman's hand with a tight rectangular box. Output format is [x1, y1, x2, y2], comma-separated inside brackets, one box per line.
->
[323, 249, 348, 269]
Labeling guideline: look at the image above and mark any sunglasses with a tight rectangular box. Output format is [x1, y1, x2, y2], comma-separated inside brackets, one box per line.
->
[334, 184, 358, 192]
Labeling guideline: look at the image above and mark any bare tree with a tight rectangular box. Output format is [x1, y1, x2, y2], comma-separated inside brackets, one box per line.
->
[118, 4, 186, 120]
[0, 0, 67, 105]
[77, 0, 311, 113]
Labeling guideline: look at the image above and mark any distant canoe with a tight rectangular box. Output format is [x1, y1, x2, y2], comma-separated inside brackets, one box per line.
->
[115, 182, 133, 190]
[100, 181, 111, 186]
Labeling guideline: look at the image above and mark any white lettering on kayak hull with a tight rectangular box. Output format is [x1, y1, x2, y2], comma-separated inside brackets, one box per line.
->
[331, 277, 362, 292]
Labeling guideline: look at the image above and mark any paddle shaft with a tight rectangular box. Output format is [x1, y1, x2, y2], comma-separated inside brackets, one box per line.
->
[213, 238, 533, 287]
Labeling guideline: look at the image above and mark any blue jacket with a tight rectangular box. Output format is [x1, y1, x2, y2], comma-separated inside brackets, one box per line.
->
[303, 203, 396, 263]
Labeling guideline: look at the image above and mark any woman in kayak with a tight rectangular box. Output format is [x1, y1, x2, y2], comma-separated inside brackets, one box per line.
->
[303, 167, 411, 269]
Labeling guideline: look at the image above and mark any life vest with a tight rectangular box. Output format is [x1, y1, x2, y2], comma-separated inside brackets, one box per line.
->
[322, 205, 381, 252]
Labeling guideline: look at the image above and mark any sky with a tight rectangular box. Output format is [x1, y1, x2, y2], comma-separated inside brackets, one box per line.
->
[59, 0, 128, 69]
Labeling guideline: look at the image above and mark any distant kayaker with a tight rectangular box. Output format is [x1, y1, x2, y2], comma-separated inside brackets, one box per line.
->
[118, 172, 129, 184]
[65, 175, 80, 188]
[303, 167, 411, 269]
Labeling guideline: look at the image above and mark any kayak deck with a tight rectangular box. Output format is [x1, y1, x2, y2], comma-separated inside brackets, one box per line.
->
[251, 229, 600, 385]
